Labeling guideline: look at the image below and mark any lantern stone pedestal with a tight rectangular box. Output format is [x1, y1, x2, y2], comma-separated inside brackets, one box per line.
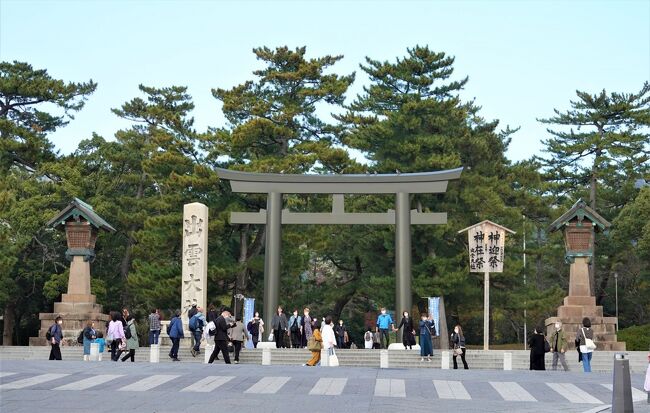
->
[30, 199, 114, 346]
[544, 200, 625, 351]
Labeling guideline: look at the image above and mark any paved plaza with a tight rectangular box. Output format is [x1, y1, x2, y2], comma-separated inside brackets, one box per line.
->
[1, 360, 648, 413]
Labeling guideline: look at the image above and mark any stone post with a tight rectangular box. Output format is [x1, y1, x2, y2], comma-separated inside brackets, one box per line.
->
[182, 203, 208, 322]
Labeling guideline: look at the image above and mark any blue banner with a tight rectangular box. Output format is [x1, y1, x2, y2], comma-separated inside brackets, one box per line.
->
[427, 297, 440, 336]
[243, 298, 255, 349]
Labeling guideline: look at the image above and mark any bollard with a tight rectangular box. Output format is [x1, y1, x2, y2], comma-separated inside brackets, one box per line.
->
[320, 349, 328, 367]
[503, 352, 512, 370]
[441, 350, 450, 370]
[262, 348, 271, 366]
[204, 344, 214, 364]
[612, 353, 633, 413]
[149, 344, 160, 363]
[380, 350, 389, 369]
[89, 343, 99, 361]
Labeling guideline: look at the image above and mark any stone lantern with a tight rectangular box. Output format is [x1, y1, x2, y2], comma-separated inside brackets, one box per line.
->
[30, 198, 115, 346]
[544, 199, 625, 351]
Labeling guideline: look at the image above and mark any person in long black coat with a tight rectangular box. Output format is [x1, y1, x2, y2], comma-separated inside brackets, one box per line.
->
[395, 311, 416, 350]
[208, 307, 236, 364]
[528, 326, 547, 370]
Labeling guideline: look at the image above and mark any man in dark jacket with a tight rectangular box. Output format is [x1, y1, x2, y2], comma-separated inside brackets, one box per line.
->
[208, 307, 236, 364]
[48, 316, 64, 360]
[271, 306, 288, 348]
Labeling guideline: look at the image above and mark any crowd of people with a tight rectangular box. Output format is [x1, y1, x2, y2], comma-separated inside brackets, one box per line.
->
[45, 304, 470, 370]
[528, 317, 597, 373]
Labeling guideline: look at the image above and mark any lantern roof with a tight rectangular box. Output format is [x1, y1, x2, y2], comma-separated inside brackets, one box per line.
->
[46, 198, 116, 232]
[548, 199, 610, 233]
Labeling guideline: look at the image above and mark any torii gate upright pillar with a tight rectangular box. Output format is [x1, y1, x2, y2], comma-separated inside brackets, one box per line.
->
[264, 191, 282, 332]
[395, 192, 412, 316]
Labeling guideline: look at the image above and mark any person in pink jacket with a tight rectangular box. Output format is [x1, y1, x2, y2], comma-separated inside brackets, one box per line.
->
[107, 312, 126, 361]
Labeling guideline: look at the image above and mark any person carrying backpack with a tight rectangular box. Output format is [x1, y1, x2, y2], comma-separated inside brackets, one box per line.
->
[47, 316, 64, 360]
[189, 306, 207, 357]
[121, 316, 139, 362]
[288, 309, 302, 349]
[187, 303, 198, 350]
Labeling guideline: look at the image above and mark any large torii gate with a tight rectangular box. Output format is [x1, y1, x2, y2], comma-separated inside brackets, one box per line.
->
[216, 167, 463, 325]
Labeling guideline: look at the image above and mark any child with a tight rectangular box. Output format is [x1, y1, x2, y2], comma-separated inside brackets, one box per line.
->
[364, 329, 373, 349]
[95, 331, 106, 362]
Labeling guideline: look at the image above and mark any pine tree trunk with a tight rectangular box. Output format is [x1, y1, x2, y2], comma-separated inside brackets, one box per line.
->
[2, 302, 15, 345]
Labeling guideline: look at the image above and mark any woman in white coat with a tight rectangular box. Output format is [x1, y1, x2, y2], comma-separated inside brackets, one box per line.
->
[321, 316, 336, 356]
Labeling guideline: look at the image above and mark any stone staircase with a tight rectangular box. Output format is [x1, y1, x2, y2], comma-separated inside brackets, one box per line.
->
[2, 346, 647, 373]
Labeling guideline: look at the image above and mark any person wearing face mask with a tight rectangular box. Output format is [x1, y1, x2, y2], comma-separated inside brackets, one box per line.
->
[82, 320, 97, 361]
[451, 325, 469, 369]
[419, 313, 435, 361]
[301, 307, 312, 348]
[334, 319, 347, 349]
[396, 311, 416, 350]
[48, 316, 64, 360]
[376, 308, 395, 349]
[271, 306, 288, 348]
[550, 321, 569, 371]
[288, 309, 302, 349]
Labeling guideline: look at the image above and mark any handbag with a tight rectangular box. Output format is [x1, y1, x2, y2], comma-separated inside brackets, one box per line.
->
[328, 349, 339, 367]
[268, 332, 274, 342]
[453, 347, 464, 356]
[581, 328, 597, 351]
[307, 337, 321, 351]
[544, 338, 551, 353]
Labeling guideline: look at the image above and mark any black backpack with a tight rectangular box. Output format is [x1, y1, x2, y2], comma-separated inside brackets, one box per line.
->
[45, 325, 53, 341]
[77, 330, 84, 344]
[124, 325, 132, 339]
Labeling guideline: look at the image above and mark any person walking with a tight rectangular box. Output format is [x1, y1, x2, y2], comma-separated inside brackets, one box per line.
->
[305, 327, 322, 366]
[419, 313, 435, 362]
[575, 317, 596, 372]
[168, 310, 184, 361]
[148, 309, 161, 345]
[209, 307, 236, 364]
[206, 304, 218, 323]
[82, 321, 97, 361]
[288, 309, 302, 349]
[301, 308, 313, 348]
[451, 324, 469, 369]
[229, 316, 249, 364]
[247, 311, 263, 348]
[121, 316, 139, 362]
[95, 331, 106, 361]
[334, 319, 347, 349]
[190, 306, 207, 357]
[364, 328, 374, 349]
[271, 306, 288, 348]
[107, 312, 126, 361]
[396, 311, 416, 350]
[321, 316, 336, 362]
[48, 316, 64, 360]
[376, 308, 394, 349]
[528, 326, 547, 371]
[550, 321, 569, 371]
[187, 303, 198, 351]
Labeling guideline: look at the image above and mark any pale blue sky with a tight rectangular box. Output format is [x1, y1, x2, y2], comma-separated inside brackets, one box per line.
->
[1, 0, 649, 162]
